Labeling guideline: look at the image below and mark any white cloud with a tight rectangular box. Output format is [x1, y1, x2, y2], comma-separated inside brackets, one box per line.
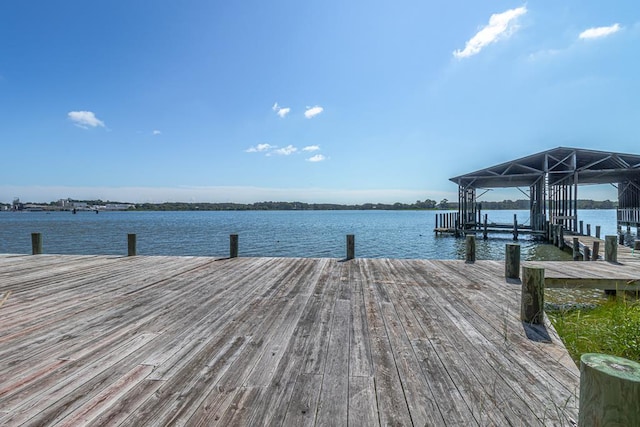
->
[68, 111, 105, 129]
[302, 145, 320, 152]
[271, 145, 297, 156]
[304, 106, 324, 119]
[579, 23, 621, 40]
[453, 6, 527, 59]
[307, 154, 326, 162]
[153, 130, 162, 135]
[245, 143, 274, 153]
[272, 102, 290, 118]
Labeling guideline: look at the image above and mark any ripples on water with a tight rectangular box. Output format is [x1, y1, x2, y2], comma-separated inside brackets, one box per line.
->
[0, 209, 619, 260]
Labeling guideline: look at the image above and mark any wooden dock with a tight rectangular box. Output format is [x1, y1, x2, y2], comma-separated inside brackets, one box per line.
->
[0, 254, 580, 426]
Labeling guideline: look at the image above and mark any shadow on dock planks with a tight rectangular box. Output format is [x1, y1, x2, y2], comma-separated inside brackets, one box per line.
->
[0, 254, 579, 426]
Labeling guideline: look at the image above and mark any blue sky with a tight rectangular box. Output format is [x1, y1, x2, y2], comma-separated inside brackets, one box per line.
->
[1, 1, 638, 204]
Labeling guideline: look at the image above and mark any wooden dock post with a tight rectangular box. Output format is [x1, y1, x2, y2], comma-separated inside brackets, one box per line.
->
[579, 220, 584, 235]
[127, 234, 137, 256]
[346, 234, 355, 260]
[435, 214, 438, 229]
[596, 225, 601, 239]
[579, 353, 640, 426]
[521, 266, 544, 324]
[465, 234, 475, 263]
[573, 237, 580, 260]
[592, 241, 600, 261]
[587, 224, 591, 236]
[605, 236, 617, 262]
[634, 240, 640, 253]
[619, 233, 625, 245]
[230, 234, 238, 258]
[558, 226, 565, 249]
[31, 233, 42, 255]
[584, 246, 591, 261]
[505, 243, 520, 279]
[513, 214, 518, 241]
[483, 214, 488, 240]
[546, 220, 551, 243]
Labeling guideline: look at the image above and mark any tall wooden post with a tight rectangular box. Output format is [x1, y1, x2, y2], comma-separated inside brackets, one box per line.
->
[512, 214, 518, 241]
[573, 237, 580, 261]
[230, 234, 239, 258]
[483, 214, 488, 240]
[579, 353, 640, 426]
[346, 234, 355, 260]
[579, 220, 584, 235]
[596, 225, 601, 239]
[605, 236, 617, 262]
[31, 233, 42, 255]
[465, 234, 476, 263]
[521, 266, 545, 324]
[127, 233, 137, 256]
[505, 243, 520, 279]
[587, 224, 591, 236]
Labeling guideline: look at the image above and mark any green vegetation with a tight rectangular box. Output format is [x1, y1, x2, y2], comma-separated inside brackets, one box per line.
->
[548, 297, 640, 364]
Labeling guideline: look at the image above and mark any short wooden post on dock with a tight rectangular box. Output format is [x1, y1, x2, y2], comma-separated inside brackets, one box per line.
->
[505, 243, 520, 279]
[584, 246, 591, 262]
[346, 234, 355, 260]
[512, 214, 518, 241]
[558, 226, 565, 249]
[634, 240, 640, 253]
[596, 225, 601, 239]
[230, 234, 239, 258]
[465, 234, 476, 263]
[579, 353, 640, 426]
[592, 241, 600, 261]
[31, 233, 42, 255]
[587, 224, 591, 236]
[521, 266, 544, 324]
[579, 220, 584, 235]
[127, 233, 137, 256]
[573, 237, 580, 260]
[619, 233, 625, 245]
[605, 236, 617, 262]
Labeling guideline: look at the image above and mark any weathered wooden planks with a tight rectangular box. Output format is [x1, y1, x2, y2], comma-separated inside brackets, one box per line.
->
[0, 255, 581, 426]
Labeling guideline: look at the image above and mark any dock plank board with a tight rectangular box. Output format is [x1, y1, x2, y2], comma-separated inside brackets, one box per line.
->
[0, 254, 583, 426]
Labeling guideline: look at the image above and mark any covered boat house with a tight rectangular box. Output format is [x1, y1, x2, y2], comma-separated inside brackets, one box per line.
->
[448, 147, 640, 236]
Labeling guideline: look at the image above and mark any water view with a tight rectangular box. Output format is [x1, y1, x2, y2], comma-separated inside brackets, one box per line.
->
[0, 209, 620, 260]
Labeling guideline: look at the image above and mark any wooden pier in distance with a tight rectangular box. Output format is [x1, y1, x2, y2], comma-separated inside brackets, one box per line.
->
[0, 254, 580, 426]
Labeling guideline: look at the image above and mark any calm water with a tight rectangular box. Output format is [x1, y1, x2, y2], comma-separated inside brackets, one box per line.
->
[0, 209, 620, 260]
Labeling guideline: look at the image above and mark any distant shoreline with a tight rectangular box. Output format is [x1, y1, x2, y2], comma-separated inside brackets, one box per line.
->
[2, 198, 617, 212]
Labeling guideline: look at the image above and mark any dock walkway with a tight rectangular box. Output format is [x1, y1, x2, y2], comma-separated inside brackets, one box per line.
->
[0, 255, 580, 426]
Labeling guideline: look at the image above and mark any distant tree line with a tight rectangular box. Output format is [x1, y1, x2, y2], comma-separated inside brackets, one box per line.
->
[1, 198, 618, 211]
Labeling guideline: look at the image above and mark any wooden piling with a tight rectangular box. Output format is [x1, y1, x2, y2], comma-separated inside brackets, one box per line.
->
[587, 224, 591, 236]
[573, 237, 580, 261]
[483, 214, 488, 240]
[596, 225, 601, 239]
[230, 234, 239, 258]
[346, 234, 355, 260]
[579, 220, 584, 235]
[521, 266, 544, 324]
[579, 353, 640, 426]
[31, 233, 42, 255]
[592, 241, 600, 261]
[513, 214, 518, 241]
[584, 246, 591, 262]
[605, 236, 617, 263]
[505, 243, 520, 279]
[127, 233, 137, 256]
[558, 226, 565, 249]
[634, 240, 640, 252]
[465, 234, 476, 263]
[619, 233, 625, 245]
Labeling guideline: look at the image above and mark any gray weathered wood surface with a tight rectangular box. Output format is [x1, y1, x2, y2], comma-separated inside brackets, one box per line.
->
[0, 255, 580, 426]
